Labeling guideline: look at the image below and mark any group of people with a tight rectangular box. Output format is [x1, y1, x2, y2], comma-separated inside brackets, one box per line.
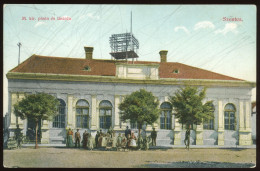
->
[66, 126, 158, 151]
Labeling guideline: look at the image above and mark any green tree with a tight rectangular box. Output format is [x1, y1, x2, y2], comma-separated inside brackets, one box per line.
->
[119, 89, 160, 138]
[14, 93, 59, 148]
[169, 86, 214, 148]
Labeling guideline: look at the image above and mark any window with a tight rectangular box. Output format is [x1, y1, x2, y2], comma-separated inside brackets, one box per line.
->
[130, 121, 138, 129]
[203, 104, 215, 130]
[173, 69, 179, 74]
[76, 99, 89, 128]
[53, 99, 66, 128]
[160, 102, 172, 129]
[224, 103, 236, 130]
[99, 100, 112, 129]
[203, 119, 214, 130]
[83, 65, 91, 71]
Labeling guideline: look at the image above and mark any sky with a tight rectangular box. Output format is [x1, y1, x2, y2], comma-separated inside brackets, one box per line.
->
[3, 4, 256, 116]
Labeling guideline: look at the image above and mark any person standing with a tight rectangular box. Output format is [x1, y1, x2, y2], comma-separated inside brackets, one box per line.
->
[67, 128, 74, 147]
[75, 129, 81, 148]
[125, 126, 131, 139]
[14, 125, 23, 149]
[184, 127, 191, 150]
[82, 130, 88, 149]
[116, 133, 122, 150]
[125, 126, 131, 148]
[151, 128, 157, 146]
[88, 132, 94, 150]
[95, 131, 100, 148]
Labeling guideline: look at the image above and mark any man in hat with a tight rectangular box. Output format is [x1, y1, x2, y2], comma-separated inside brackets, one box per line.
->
[75, 129, 81, 148]
[125, 126, 131, 139]
[151, 127, 157, 146]
[125, 126, 131, 148]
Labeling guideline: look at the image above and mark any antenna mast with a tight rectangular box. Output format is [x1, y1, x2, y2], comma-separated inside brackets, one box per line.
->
[17, 42, 22, 65]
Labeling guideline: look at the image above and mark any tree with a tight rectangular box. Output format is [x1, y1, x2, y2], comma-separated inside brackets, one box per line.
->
[169, 86, 214, 148]
[14, 93, 59, 148]
[119, 89, 160, 139]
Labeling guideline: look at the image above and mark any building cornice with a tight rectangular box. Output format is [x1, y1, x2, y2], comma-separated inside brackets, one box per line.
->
[6, 72, 256, 88]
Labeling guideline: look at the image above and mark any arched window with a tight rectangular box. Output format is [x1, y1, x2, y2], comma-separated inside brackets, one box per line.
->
[203, 104, 215, 130]
[99, 100, 112, 129]
[224, 103, 236, 130]
[160, 102, 172, 130]
[76, 99, 89, 128]
[53, 99, 66, 128]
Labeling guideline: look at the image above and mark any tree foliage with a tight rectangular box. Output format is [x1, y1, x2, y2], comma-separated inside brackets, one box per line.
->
[14, 93, 60, 123]
[119, 89, 160, 130]
[169, 86, 214, 128]
[14, 93, 59, 148]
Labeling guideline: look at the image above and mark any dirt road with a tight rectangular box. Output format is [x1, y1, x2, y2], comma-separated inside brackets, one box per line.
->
[3, 147, 256, 168]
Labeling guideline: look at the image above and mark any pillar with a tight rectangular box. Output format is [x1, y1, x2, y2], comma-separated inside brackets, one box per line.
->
[96, 100, 100, 129]
[239, 101, 252, 145]
[41, 120, 50, 144]
[173, 118, 182, 145]
[196, 123, 204, 145]
[67, 94, 74, 129]
[91, 95, 97, 130]
[217, 100, 224, 145]
[114, 95, 121, 130]
[9, 92, 25, 137]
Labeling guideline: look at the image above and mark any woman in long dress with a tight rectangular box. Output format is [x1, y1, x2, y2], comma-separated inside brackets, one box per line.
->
[111, 132, 117, 149]
[67, 128, 74, 148]
[87, 133, 94, 150]
[129, 132, 137, 149]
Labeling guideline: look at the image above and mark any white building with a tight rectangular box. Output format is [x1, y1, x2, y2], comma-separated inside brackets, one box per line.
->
[6, 47, 255, 146]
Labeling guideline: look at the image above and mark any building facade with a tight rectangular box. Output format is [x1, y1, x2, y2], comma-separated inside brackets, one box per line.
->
[6, 47, 255, 146]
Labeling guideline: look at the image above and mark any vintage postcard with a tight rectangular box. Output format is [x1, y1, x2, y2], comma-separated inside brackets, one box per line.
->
[3, 4, 256, 168]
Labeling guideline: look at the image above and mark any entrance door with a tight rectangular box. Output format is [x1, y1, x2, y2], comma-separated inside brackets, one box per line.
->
[27, 118, 42, 143]
[50, 99, 66, 144]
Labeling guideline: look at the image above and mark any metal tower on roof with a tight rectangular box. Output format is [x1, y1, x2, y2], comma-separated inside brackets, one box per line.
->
[109, 12, 139, 60]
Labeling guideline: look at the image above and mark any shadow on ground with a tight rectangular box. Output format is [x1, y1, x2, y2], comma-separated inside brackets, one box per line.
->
[138, 161, 255, 168]
[218, 148, 247, 151]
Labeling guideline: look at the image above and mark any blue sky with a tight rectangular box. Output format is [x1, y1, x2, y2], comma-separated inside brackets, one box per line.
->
[3, 4, 256, 115]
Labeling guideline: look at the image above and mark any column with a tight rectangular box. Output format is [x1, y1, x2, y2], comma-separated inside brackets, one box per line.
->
[96, 100, 100, 129]
[121, 96, 127, 130]
[17, 93, 25, 128]
[9, 93, 18, 130]
[114, 95, 121, 130]
[239, 101, 245, 131]
[239, 101, 252, 145]
[173, 118, 181, 145]
[9, 93, 25, 131]
[91, 95, 97, 130]
[217, 100, 224, 145]
[67, 94, 74, 129]
[41, 120, 50, 144]
[196, 123, 204, 145]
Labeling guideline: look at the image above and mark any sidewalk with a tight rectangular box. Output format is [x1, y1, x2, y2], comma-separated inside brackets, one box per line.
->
[21, 143, 256, 149]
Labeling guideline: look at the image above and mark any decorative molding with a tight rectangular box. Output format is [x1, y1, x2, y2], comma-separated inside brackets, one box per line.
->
[7, 72, 255, 88]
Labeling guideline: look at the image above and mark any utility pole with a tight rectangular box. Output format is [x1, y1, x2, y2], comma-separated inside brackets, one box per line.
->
[17, 42, 22, 65]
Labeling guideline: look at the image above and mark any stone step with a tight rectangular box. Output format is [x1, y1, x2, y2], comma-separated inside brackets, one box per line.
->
[50, 137, 65, 144]
[156, 139, 173, 146]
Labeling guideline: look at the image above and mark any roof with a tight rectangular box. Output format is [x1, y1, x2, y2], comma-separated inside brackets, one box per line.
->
[9, 54, 242, 81]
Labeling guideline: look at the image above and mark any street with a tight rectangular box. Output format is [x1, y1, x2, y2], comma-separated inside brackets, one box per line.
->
[3, 147, 256, 168]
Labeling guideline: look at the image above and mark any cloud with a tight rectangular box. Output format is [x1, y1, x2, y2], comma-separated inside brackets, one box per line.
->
[214, 23, 238, 35]
[174, 26, 190, 34]
[194, 21, 215, 30]
[86, 13, 100, 20]
[34, 22, 47, 28]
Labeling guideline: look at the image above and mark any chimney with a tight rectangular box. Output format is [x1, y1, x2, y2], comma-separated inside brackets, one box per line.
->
[84, 46, 94, 59]
[159, 50, 168, 63]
